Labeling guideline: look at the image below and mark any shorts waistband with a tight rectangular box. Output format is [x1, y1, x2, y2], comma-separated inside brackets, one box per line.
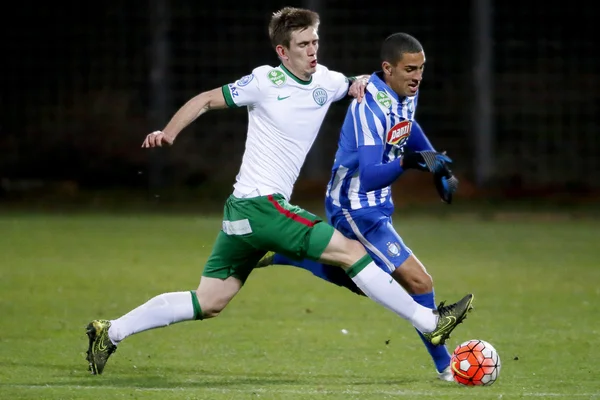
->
[233, 188, 267, 199]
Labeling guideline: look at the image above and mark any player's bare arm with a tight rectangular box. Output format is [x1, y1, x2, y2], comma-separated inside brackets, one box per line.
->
[141, 87, 227, 148]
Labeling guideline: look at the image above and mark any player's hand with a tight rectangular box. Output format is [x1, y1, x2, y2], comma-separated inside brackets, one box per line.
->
[348, 76, 368, 103]
[401, 150, 452, 173]
[141, 130, 174, 148]
[433, 168, 459, 204]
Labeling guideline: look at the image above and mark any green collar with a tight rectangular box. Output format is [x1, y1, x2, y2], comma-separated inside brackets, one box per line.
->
[280, 63, 312, 85]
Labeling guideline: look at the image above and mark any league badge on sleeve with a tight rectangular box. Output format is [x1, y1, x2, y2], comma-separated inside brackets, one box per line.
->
[236, 74, 254, 87]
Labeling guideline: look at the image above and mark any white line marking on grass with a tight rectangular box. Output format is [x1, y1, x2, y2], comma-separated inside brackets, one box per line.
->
[3, 384, 598, 398]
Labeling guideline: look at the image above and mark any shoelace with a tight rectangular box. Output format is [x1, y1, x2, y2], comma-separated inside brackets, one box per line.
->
[437, 301, 455, 316]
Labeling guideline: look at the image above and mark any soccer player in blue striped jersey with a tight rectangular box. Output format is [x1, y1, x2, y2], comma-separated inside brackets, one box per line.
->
[259, 33, 462, 381]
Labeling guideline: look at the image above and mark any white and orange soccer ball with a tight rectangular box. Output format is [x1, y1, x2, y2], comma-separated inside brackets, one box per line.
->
[450, 339, 501, 386]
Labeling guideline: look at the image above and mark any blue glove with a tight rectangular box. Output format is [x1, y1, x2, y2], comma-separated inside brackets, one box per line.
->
[434, 167, 459, 204]
[401, 150, 452, 174]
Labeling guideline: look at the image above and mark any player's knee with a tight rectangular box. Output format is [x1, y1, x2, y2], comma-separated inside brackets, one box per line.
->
[340, 238, 367, 268]
[194, 289, 229, 319]
[347, 238, 367, 257]
[321, 230, 368, 269]
[195, 276, 242, 319]
[200, 307, 221, 319]
[194, 294, 225, 319]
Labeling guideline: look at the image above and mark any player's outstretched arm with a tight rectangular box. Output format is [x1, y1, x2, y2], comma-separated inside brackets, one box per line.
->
[142, 88, 227, 148]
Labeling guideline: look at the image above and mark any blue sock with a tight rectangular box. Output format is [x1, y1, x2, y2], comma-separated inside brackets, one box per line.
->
[412, 291, 451, 373]
[272, 253, 294, 267]
[272, 254, 362, 294]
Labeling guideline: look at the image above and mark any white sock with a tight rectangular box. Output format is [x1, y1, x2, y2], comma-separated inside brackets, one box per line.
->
[350, 261, 437, 333]
[108, 291, 196, 345]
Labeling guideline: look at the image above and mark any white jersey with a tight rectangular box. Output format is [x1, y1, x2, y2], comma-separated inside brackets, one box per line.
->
[221, 64, 349, 200]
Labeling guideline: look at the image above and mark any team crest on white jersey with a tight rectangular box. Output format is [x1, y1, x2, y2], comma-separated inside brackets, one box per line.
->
[312, 88, 328, 106]
[386, 120, 412, 145]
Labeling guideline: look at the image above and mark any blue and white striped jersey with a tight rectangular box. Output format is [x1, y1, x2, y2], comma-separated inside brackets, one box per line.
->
[325, 72, 419, 212]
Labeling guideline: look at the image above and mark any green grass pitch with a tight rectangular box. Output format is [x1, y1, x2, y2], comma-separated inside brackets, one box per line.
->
[0, 213, 598, 399]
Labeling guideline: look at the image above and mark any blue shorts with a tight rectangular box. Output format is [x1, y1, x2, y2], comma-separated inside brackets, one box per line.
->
[326, 207, 412, 274]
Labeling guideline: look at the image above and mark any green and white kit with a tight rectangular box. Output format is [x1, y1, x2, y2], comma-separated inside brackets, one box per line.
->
[203, 64, 350, 282]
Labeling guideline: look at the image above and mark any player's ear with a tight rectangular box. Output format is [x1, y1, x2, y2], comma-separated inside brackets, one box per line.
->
[275, 45, 288, 60]
[382, 61, 392, 76]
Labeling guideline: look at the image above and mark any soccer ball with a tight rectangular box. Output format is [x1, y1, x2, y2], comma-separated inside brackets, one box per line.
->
[450, 339, 501, 386]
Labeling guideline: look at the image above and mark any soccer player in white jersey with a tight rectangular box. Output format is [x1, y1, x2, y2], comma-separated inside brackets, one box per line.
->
[259, 33, 463, 381]
[84, 10, 473, 376]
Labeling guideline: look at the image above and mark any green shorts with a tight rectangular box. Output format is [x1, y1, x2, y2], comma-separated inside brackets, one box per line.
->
[202, 193, 334, 283]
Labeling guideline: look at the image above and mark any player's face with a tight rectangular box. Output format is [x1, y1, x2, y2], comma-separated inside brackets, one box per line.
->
[383, 51, 426, 97]
[277, 26, 319, 80]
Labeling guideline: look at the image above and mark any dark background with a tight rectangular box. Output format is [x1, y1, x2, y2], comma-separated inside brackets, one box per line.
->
[1, 0, 598, 208]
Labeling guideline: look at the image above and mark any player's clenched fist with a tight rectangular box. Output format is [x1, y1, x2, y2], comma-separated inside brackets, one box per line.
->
[141, 131, 174, 148]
